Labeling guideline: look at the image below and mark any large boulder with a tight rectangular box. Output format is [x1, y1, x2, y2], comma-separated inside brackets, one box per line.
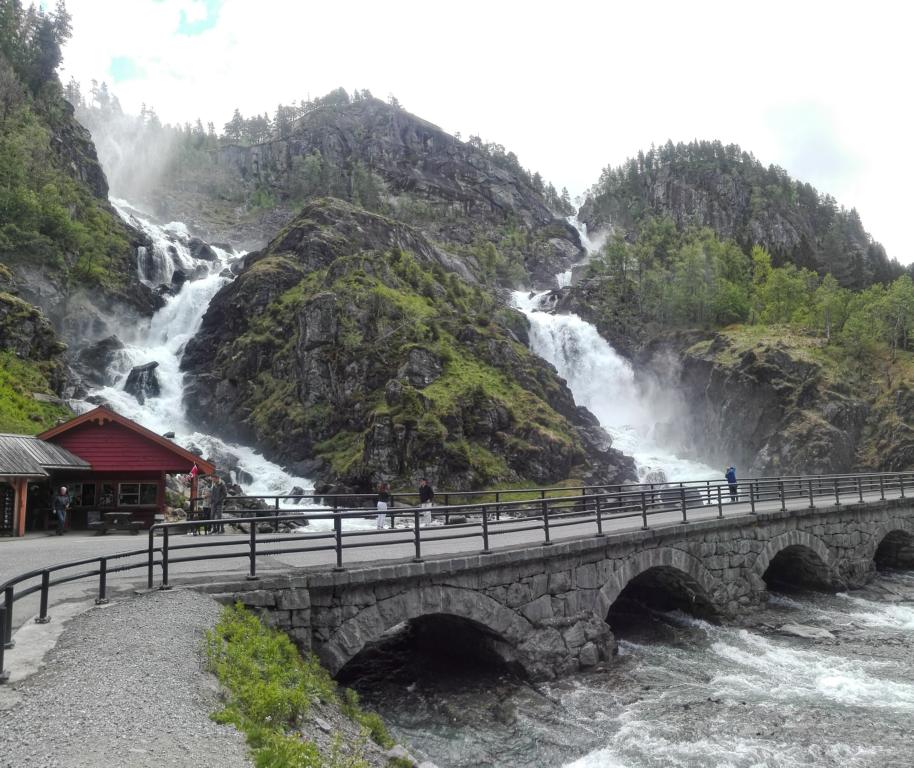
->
[74, 335, 125, 387]
[124, 361, 161, 405]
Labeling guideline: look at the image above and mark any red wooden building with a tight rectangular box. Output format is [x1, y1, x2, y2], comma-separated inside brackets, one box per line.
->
[31, 406, 215, 532]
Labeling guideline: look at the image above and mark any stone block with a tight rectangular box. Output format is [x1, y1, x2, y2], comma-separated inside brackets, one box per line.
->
[530, 573, 548, 598]
[578, 642, 599, 668]
[276, 588, 310, 611]
[574, 563, 600, 589]
[506, 582, 532, 608]
[290, 609, 311, 628]
[235, 590, 276, 608]
[521, 594, 553, 623]
[562, 621, 587, 649]
[548, 570, 572, 594]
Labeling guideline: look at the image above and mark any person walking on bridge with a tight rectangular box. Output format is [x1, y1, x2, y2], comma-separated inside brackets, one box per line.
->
[376, 482, 391, 530]
[419, 478, 435, 526]
[725, 466, 738, 502]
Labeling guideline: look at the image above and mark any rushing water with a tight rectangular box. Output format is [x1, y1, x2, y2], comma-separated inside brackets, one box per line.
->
[353, 573, 914, 768]
[76, 201, 331, 519]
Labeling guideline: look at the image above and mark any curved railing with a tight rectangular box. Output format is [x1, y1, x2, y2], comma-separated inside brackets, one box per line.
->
[3, 470, 914, 682]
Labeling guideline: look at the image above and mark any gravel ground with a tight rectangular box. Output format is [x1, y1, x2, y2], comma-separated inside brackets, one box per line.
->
[0, 589, 251, 768]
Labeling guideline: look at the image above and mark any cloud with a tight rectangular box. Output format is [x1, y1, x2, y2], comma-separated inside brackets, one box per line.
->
[59, 0, 914, 262]
[177, 0, 222, 35]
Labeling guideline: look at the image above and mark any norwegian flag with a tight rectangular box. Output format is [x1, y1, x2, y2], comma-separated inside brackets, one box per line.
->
[190, 463, 199, 479]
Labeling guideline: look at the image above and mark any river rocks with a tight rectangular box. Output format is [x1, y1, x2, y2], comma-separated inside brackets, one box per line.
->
[777, 623, 835, 640]
[188, 236, 218, 261]
[123, 361, 161, 405]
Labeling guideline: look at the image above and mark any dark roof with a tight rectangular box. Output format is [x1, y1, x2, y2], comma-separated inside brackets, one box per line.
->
[0, 434, 91, 478]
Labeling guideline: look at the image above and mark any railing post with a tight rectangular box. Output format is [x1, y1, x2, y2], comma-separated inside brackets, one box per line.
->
[333, 513, 344, 572]
[412, 507, 423, 563]
[96, 558, 109, 605]
[679, 485, 688, 523]
[595, 496, 605, 536]
[274, 497, 280, 531]
[706, 480, 711, 506]
[808, 479, 815, 509]
[36, 571, 50, 624]
[3, 587, 13, 648]
[147, 526, 156, 589]
[834, 477, 841, 506]
[641, 491, 649, 530]
[160, 527, 172, 590]
[542, 497, 553, 545]
[0, 606, 9, 683]
[247, 521, 258, 580]
[880, 475, 885, 501]
[899, 474, 905, 498]
[481, 505, 491, 554]
[749, 481, 756, 514]
[717, 485, 723, 518]
[779, 480, 786, 512]
[495, 491, 501, 521]
[857, 476, 864, 504]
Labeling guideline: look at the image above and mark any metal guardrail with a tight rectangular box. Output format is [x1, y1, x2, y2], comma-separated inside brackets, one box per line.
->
[2, 470, 913, 683]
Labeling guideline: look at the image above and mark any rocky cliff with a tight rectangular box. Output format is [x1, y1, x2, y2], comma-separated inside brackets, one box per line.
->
[146, 93, 581, 288]
[637, 327, 914, 477]
[580, 140, 900, 288]
[181, 198, 634, 492]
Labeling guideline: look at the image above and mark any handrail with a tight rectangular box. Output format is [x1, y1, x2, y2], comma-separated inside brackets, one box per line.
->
[3, 469, 914, 683]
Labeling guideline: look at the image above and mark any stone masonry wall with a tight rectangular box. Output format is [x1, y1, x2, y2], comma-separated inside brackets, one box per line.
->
[196, 499, 914, 681]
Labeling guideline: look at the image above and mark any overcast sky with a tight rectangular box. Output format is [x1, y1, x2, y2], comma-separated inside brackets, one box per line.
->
[60, 0, 912, 262]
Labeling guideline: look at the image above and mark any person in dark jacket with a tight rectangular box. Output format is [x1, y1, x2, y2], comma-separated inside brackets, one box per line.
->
[376, 483, 391, 530]
[52, 486, 70, 535]
[418, 478, 435, 526]
[210, 475, 227, 533]
[725, 466, 738, 502]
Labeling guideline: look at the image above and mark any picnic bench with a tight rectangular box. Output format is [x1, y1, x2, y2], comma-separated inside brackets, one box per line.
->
[88, 511, 143, 535]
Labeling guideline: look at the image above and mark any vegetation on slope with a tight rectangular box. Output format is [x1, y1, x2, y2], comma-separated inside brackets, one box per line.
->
[183, 199, 632, 492]
[0, 1, 140, 293]
[581, 140, 901, 289]
[205, 604, 396, 768]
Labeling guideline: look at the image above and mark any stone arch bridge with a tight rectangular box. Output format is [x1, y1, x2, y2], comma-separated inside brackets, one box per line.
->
[202, 498, 914, 680]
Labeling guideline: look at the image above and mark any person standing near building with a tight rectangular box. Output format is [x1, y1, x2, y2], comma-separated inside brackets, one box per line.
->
[52, 486, 70, 536]
[418, 478, 435, 526]
[725, 466, 738, 502]
[210, 475, 227, 534]
[376, 482, 391, 530]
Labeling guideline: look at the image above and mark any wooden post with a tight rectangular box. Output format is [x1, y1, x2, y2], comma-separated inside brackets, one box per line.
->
[15, 478, 27, 537]
[190, 473, 198, 515]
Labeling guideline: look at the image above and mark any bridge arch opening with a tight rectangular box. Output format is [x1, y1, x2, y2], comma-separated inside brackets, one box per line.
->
[874, 530, 914, 570]
[762, 545, 833, 592]
[606, 566, 717, 636]
[335, 613, 524, 687]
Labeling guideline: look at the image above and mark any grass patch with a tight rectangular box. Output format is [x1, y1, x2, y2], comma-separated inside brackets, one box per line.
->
[205, 604, 395, 768]
[0, 351, 71, 433]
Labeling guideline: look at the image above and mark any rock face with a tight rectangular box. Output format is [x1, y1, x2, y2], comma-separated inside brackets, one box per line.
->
[150, 96, 582, 288]
[124, 361, 161, 405]
[73, 335, 125, 387]
[644, 333, 870, 476]
[182, 199, 634, 492]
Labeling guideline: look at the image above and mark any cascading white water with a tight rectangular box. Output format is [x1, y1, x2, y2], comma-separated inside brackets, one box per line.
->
[512, 220, 718, 482]
[76, 202, 349, 525]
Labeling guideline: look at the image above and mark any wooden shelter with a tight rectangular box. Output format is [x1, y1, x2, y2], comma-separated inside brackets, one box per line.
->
[0, 434, 90, 536]
[32, 406, 215, 532]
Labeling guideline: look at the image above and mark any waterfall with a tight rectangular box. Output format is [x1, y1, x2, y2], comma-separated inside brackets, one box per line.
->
[513, 219, 719, 482]
[74, 202, 336, 522]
